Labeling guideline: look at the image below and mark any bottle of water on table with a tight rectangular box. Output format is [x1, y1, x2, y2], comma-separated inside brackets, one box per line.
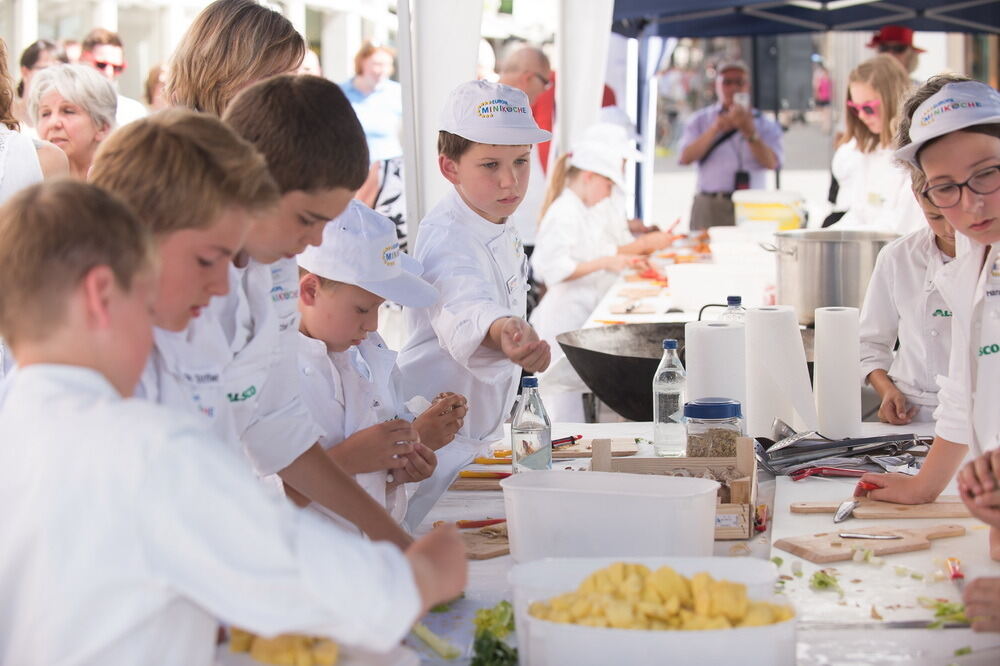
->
[511, 377, 552, 472]
[653, 339, 686, 457]
[720, 295, 746, 323]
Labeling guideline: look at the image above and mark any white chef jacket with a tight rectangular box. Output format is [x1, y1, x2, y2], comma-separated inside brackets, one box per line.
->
[595, 190, 635, 249]
[397, 189, 528, 529]
[831, 140, 925, 235]
[933, 241, 1000, 456]
[297, 332, 409, 523]
[859, 227, 953, 418]
[0, 365, 420, 665]
[212, 258, 325, 476]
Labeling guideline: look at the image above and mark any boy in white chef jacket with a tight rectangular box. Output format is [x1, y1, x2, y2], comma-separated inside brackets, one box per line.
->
[218, 75, 416, 548]
[0, 181, 467, 664]
[296, 200, 468, 525]
[857, 79, 1000, 528]
[859, 172, 956, 424]
[397, 80, 553, 528]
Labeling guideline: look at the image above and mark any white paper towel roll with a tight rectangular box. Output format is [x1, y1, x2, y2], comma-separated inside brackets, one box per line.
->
[745, 306, 818, 437]
[814, 306, 862, 439]
[684, 321, 746, 412]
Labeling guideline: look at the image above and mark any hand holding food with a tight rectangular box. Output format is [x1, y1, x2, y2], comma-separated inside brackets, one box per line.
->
[391, 442, 437, 486]
[414, 392, 468, 450]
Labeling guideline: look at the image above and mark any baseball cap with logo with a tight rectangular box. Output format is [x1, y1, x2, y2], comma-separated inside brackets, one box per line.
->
[297, 200, 438, 307]
[895, 81, 1000, 168]
[439, 79, 552, 145]
[570, 139, 627, 190]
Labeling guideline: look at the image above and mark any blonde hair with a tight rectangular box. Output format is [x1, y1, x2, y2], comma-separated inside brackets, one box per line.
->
[167, 0, 304, 116]
[842, 55, 912, 154]
[0, 38, 17, 130]
[0, 180, 153, 347]
[89, 108, 279, 235]
[539, 153, 581, 221]
[354, 41, 396, 76]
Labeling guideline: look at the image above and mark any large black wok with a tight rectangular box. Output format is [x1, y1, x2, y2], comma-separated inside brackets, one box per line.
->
[557, 322, 814, 422]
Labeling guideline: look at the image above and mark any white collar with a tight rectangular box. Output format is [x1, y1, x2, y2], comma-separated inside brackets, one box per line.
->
[447, 189, 508, 242]
[11, 364, 121, 402]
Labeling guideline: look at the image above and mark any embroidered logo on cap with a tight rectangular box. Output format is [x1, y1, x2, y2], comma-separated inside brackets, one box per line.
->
[382, 242, 400, 266]
[919, 97, 984, 127]
[477, 98, 528, 119]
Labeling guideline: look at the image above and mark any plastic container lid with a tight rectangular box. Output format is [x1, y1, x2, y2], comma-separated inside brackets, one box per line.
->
[684, 397, 743, 419]
[727, 295, 742, 306]
[663, 339, 678, 350]
[522, 377, 538, 388]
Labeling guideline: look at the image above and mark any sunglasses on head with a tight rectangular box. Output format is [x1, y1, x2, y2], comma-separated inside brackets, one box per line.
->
[92, 60, 125, 74]
[878, 43, 909, 55]
[847, 99, 881, 116]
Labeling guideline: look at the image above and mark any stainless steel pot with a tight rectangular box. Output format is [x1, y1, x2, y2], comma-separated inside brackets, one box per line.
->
[762, 229, 899, 326]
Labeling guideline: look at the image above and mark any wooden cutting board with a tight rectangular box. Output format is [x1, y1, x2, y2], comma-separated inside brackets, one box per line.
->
[773, 524, 966, 564]
[790, 495, 970, 519]
[553, 437, 639, 459]
[449, 476, 504, 491]
[460, 529, 509, 560]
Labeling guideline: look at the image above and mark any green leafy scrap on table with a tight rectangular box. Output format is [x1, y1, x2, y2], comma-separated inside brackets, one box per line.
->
[809, 570, 843, 597]
[919, 597, 971, 629]
[471, 601, 518, 666]
[412, 622, 461, 660]
[954, 646, 972, 656]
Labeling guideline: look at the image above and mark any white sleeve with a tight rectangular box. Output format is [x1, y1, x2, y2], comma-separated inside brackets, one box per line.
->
[933, 315, 973, 446]
[858, 249, 899, 383]
[141, 427, 420, 651]
[532, 205, 581, 286]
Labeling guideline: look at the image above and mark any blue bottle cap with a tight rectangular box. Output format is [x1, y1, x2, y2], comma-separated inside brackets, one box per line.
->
[663, 339, 678, 350]
[683, 397, 743, 419]
[521, 376, 538, 388]
[727, 295, 742, 306]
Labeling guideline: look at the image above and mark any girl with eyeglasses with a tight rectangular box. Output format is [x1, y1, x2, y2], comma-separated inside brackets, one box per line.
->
[855, 77, 1000, 600]
[828, 55, 924, 234]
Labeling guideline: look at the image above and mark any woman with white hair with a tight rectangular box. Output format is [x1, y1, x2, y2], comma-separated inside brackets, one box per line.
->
[30, 63, 116, 179]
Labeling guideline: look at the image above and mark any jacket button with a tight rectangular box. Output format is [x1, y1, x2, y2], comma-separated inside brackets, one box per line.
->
[930, 330, 938, 337]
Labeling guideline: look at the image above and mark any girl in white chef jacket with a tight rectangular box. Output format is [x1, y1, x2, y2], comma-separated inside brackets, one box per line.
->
[529, 140, 648, 421]
[859, 172, 956, 425]
[296, 201, 467, 525]
[857, 79, 1000, 534]
[0, 180, 467, 664]
[830, 55, 924, 234]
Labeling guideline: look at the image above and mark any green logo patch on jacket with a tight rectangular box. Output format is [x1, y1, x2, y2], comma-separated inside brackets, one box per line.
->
[227, 385, 257, 402]
[932, 309, 952, 317]
[979, 343, 1000, 357]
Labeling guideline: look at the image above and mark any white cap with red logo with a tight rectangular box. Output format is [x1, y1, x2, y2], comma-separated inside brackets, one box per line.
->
[895, 81, 1000, 167]
[439, 79, 551, 145]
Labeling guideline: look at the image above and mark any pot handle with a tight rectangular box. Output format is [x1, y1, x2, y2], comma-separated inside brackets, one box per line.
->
[759, 242, 796, 257]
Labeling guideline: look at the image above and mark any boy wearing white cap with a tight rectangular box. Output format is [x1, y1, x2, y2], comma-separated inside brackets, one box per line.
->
[397, 80, 552, 528]
[855, 78, 1000, 563]
[297, 201, 467, 525]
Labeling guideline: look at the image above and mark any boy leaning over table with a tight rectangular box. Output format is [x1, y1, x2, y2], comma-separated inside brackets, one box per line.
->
[396, 80, 553, 528]
[0, 181, 466, 664]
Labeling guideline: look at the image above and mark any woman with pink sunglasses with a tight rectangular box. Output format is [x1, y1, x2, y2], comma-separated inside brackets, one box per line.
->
[828, 55, 924, 233]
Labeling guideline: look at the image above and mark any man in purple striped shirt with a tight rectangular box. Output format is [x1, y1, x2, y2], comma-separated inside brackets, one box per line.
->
[679, 60, 783, 230]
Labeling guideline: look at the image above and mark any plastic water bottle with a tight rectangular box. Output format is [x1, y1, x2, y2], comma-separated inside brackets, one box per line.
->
[511, 377, 552, 472]
[720, 295, 746, 323]
[652, 339, 686, 457]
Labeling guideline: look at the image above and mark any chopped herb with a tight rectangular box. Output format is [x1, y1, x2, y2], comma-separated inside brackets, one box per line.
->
[954, 646, 972, 656]
[771, 556, 784, 568]
[810, 570, 843, 597]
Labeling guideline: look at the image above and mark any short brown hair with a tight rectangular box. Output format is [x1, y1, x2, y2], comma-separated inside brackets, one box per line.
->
[843, 55, 912, 154]
[81, 28, 123, 52]
[354, 41, 396, 76]
[0, 180, 152, 347]
[438, 131, 476, 161]
[167, 0, 304, 116]
[89, 108, 280, 235]
[224, 75, 369, 193]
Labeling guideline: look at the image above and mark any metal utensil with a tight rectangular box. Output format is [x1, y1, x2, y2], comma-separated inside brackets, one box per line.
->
[838, 532, 903, 540]
[833, 480, 880, 522]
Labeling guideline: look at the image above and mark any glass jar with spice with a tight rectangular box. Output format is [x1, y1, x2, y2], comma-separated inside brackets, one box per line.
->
[684, 398, 743, 457]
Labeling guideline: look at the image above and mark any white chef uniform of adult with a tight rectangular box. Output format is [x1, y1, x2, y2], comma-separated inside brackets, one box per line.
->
[397, 189, 529, 529]
[297, 332, 409, 525]
[0, 365, 420, 665]
[213, 258, 325, 476]
[832, 140, 925, 235]
[934, 241, 1000, 456]
[859, 227, 953, 421]
[530, 189, 621, 421]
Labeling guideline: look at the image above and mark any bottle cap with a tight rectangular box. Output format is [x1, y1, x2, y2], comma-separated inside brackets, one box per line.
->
[684, 397, 743, 419]
[521, 376, 538, 388]
[663, 339, 678, 350]
[727, 295, 742, 306]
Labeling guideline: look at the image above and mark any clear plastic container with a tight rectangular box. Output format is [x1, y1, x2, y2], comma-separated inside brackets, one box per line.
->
[684, 397, 743, 457]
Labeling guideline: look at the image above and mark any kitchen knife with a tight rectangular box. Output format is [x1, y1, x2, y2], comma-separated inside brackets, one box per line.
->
[833, 480, 880, 523]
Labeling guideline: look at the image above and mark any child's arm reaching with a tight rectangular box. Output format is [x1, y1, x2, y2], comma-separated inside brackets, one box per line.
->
[483, 316, 551, 373]
[867, 369, 918, 425]
[855, 435, 967, 504]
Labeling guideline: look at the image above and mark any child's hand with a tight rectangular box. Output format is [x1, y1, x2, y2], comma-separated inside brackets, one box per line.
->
[636, 230, 674, 254]
[603, 254, 641, 272]
[957, 450, 1000, 531]
[853, 472, 937, 504]
[406, 524, 468, 614]
[413, 393, 468, 450]
[334, 419, 419, 474]
[390, 442, 437, 486]
[499, 317, 550, 373]
[877, 386, 918, 425]
[964, 577, 1000, 632]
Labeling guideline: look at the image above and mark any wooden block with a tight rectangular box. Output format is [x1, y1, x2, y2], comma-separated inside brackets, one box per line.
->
[736, 437, 754, 476]
[773, 524, 966, 564]
[729, 477, 751, 505]
[590, 438, 613, 472]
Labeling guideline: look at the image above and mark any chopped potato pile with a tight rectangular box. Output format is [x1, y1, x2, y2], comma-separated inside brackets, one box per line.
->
[229, 628, 339, 666]
[529, 562, 794, 631]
